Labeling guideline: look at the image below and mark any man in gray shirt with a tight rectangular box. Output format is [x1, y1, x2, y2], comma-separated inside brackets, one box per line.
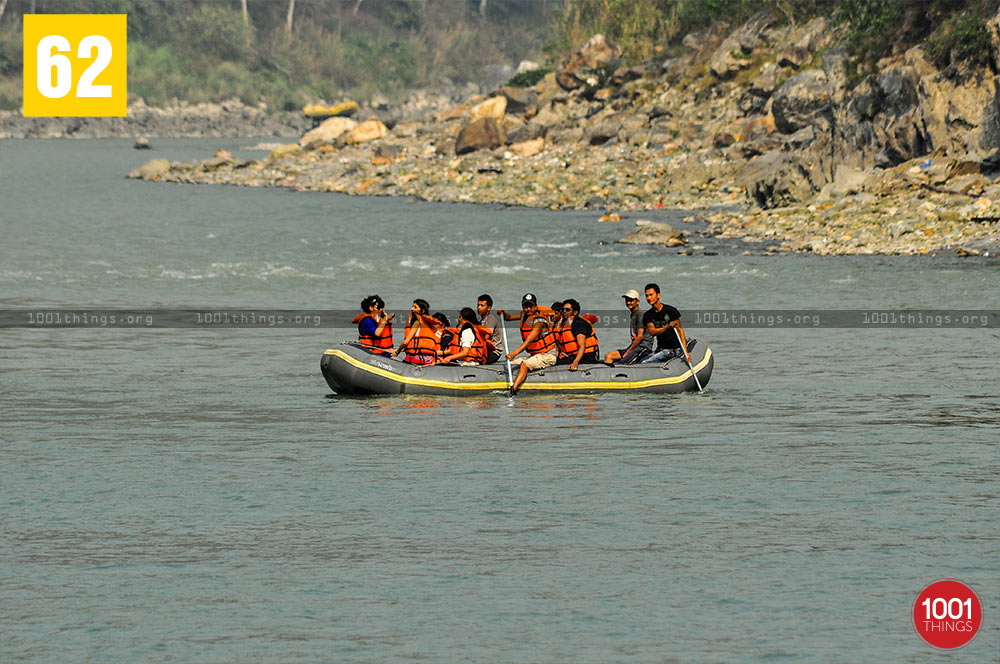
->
[603, 288, 654, 365]
[477, 293, 503, 363]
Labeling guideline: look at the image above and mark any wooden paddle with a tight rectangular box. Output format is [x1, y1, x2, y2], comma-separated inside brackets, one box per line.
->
[672, 321, 703, 392]
[499, 315, 514, 395]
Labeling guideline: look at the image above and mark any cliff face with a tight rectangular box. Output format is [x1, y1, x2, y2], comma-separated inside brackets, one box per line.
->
[524, 11, 1000, 208]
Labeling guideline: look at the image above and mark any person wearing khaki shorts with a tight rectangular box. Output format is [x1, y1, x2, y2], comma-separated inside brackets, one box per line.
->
[497, 293, 558, 395]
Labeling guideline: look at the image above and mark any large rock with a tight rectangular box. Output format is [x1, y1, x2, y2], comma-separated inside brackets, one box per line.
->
[815, 167, 874, 201]
[455, 117, 505, 154]
[618, 220, 686, 246]
[739, 64, 778, 116]
[710, 12, 777, 78]
[508, 137, 545, 158]
[129, 158, 170, 179]
[301, 116, 358, 148]
[794, 17, 830, 52]
[557, 35, 622, 91]
[496, 87, 538, 115]
[735, 151, 815, 208]
[506, 122, 547, 144]
[470, 96, 506, 122]
[588, 122, 621, 145]
[268, 143, 301, 160]
[771, 69, 831, 134]
[347, 119, 389, 144]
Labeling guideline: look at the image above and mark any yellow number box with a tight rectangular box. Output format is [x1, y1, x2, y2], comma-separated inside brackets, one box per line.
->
[23, 14, 127, 117]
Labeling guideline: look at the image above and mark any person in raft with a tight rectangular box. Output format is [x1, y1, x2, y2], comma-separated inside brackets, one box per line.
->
[432, 312, 454, 355]
[355, 294, 394, 354]
[498, 293, 558, 395]
[392, 298, 440, 365]
[476, 294, 503, 363]
[437, 307, 493, 366]
[554, 299, 600, 370]
[639, 283, 685, 364]
[603, 288, 654, 366]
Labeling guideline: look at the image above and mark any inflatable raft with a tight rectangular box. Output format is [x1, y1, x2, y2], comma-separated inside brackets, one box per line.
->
[321, 341, 713, 396]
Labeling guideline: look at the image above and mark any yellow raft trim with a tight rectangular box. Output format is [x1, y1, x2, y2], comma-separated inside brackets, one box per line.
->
[324, 347, 712, 392]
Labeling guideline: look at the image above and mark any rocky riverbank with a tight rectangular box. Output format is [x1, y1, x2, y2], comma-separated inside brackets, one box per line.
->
[126, 14, 1000, 257]
[0, 99, 312, 139]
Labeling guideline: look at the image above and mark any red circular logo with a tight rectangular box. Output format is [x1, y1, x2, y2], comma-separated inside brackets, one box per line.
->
[912, 579, 983, 650]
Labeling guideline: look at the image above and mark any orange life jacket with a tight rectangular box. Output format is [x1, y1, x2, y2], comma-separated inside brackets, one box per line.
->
[554, 316, 600, 358]
[520, 308, 557, 355]
[445, 323, 495, 364]
[353, 312, 393, 353]
[404, 314, 443, 356]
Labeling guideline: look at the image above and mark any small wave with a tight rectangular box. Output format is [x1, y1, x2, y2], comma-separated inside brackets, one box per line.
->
[343, 259, 375, 272]
[88, 260, 112, 267]
[0, 270, 44, 281]
[160, 269, 205, 280]
[607, 266, 665, 274]
[444, 238, 496, 247]
[530, 242, 579, 249]
[491, 265, 531, 274]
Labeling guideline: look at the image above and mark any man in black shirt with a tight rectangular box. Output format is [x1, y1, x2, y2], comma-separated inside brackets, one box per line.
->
[639, 282, 684, 364]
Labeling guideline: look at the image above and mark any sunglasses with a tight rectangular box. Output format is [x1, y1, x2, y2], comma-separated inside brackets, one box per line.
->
[561, 307, 573, 312]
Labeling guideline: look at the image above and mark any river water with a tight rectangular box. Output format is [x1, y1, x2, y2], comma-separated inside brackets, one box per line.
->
[1, 139, 997, 662]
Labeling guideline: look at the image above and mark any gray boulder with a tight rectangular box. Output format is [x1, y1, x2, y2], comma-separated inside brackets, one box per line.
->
[618, 220, 686, 246]
[772, 69, 831, 134]
[710, 12, 777, 78]
[735, 151, 815, 208]
[506, 122, 547, 144]
[496, 87, 538, 115]
[588, 122, 622, 145]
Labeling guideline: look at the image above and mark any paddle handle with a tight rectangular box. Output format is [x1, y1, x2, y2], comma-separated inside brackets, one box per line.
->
[674, 325, 703, 392]
[500, 316, 514, 392]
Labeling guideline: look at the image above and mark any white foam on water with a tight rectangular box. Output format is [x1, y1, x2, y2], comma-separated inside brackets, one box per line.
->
[491, 265, 531, 274]
[399, 259, 433, 270]
[532, 242, 579, 249]
[0, 270, 43, 281]
[607, 266, 665, 274]
[343, 259, 375, 272]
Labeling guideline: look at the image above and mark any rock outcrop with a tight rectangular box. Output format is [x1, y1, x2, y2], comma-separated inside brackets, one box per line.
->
[455, 117, 505, 154]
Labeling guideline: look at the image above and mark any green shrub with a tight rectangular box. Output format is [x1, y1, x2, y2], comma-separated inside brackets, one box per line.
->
[924, 11, 994, 70]
[180, 5, 255, 64]
[0, 27, 23, 76]
[506, 67, 553, 88]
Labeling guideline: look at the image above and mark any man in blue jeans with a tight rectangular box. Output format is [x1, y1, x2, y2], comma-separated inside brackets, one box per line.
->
[639, 282, 684, 364]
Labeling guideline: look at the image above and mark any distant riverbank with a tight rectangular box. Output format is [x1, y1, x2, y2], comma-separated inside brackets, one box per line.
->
[0, 100, 311, 139]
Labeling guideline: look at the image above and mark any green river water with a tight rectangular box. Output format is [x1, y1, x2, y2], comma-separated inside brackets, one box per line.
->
[1, 139, 997, 662]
